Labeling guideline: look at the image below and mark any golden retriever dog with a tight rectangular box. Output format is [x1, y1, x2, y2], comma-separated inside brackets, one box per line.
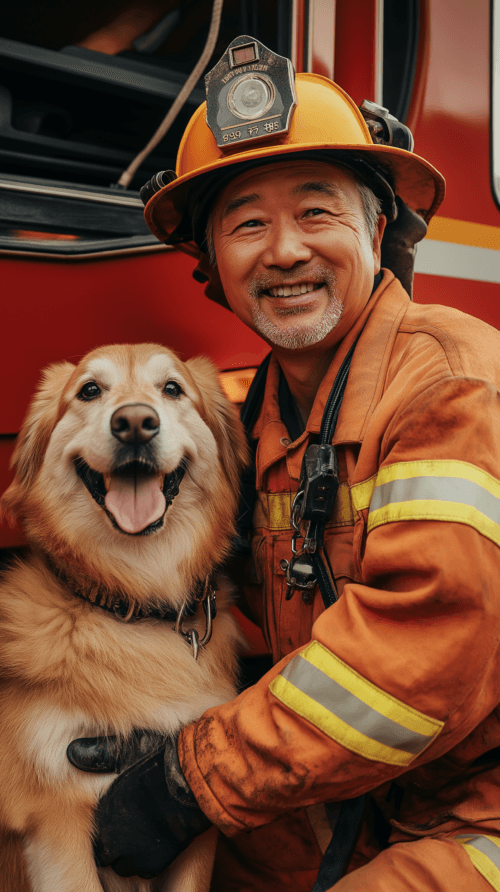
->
[0, 343, 248, 892]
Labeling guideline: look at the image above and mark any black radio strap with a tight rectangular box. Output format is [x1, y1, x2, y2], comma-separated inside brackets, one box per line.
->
[312, 335, 360, 609]
[234, 342, 365, 889]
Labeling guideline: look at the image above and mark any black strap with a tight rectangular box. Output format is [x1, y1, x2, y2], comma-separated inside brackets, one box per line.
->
[233, 353, 272, 556]
[234, 345, 365, 887]
[296, 340, 365, 889]
[278, 368, 305, 442]
[311, 796, 366, 892]
[320, 338, 360, 446]
[239, 352, 272, 433]
[311, 336, 361, 610]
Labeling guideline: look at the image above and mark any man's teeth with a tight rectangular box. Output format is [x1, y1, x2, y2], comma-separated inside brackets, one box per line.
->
[268, 283, 319, 297]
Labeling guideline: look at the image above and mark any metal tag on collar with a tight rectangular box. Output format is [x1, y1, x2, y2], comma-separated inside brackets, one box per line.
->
[205, 35, 297, 151]
[174, 578, 217, 661]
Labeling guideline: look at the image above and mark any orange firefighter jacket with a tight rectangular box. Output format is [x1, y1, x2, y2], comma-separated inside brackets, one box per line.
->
[179, 271, 500, 869]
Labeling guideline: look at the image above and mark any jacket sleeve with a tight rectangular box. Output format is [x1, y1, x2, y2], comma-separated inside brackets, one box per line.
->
[178, 375, 500, 836]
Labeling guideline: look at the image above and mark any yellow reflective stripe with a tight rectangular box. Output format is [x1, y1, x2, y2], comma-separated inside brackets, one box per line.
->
[374, 460, 500, 495]
[257, 492, 294, 530]
[456, 836, 500, 892]
[351, 475, 376, 512]
[255, 485, 354, 531]
[368, 498, 500, 547]
[335, 483, 355, 527]
[367, 460, 500, 548]
[269, 641, 443, 766]
[303, 642, 442, 740]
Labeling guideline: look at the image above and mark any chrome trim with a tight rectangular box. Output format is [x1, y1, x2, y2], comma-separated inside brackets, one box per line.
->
[305, 0, 313, 73]
[0, 179, 143, 208]
[375, 0, 384, 106]
[492, 0, 500, 207]
[291, 0, 299, 71]
[0, 242, 172, 261]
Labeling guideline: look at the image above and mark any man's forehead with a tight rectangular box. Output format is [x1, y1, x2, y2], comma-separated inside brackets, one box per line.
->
[215, 159, 357, 218]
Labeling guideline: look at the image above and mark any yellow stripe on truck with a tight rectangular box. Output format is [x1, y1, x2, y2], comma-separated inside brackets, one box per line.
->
[428, 216, 500, 251]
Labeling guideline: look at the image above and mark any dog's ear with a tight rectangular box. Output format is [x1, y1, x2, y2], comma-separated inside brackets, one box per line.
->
[1, 362, 76, 521]
[185, 356, 249, 496]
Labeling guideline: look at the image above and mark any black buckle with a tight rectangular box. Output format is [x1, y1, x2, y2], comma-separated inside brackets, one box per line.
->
[296, 444, 339, 529]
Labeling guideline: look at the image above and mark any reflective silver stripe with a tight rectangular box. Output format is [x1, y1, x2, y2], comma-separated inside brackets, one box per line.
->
[281, 658, 432, 755]
[370, 476, 500, 524]
[457, 836, 500, 869]
[415, 240, 500, 284]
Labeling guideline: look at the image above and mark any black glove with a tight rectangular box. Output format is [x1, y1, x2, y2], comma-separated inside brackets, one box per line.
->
[67, 732, 211, 879]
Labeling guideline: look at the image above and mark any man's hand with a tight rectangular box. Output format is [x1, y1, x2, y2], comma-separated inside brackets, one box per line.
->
[67, 733, 211, 879]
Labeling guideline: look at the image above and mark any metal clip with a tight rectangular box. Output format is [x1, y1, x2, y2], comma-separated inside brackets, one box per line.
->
[280, 554, 317, 602]
[174, 578, 217, 660]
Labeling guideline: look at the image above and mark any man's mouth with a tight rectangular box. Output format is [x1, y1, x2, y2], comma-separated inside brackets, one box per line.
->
[75, 458, 185, 536]
[263, 282, 323, 298]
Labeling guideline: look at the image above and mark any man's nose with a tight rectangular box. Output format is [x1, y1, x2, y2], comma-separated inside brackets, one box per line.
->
[261, 220, 313, 268]
[110, 404, 160, 444]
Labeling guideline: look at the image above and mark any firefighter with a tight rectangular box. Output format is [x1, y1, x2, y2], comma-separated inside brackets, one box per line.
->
[69, 38, 500, 891]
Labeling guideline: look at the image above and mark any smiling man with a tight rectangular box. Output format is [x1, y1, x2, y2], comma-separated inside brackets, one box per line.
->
[209, 160, 385, 425]
[68, 39, 500, 892]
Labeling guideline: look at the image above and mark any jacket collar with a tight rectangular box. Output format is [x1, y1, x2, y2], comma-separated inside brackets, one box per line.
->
[253, 271, 410, 486]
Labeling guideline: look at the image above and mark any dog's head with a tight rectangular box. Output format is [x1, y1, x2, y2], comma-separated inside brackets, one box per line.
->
[2, 344, 248, 601]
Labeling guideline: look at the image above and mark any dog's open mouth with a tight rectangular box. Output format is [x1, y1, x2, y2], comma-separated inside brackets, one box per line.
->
[75, 458, 185, 536]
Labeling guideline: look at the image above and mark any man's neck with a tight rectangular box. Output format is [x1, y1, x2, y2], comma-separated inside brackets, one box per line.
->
[274, 345, 336, 427]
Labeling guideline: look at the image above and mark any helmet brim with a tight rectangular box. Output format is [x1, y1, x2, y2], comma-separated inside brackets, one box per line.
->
[145, 140, 445, 245]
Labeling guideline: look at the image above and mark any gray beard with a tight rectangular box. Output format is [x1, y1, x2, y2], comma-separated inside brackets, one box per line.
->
[248, 265, 343, 350]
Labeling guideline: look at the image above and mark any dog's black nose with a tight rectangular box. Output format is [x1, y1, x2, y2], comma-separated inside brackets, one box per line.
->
[111, 404, 160, 444]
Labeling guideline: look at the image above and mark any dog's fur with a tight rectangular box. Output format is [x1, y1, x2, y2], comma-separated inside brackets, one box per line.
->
[0, 344, 248, 892]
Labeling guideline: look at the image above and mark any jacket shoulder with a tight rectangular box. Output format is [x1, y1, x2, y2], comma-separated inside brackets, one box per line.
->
[395, 301, 500, 384]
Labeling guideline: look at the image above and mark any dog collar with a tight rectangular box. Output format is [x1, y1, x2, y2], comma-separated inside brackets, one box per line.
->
[43, 554, 218, 659]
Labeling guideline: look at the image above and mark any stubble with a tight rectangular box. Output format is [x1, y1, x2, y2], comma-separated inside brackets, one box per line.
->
[247, 265, 343, 350]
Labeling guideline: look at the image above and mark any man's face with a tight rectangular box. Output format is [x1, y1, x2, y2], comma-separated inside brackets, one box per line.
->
[211, 160, 386, 351]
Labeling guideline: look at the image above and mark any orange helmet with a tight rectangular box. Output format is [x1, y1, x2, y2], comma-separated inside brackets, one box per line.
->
[144, 39, 444, 249]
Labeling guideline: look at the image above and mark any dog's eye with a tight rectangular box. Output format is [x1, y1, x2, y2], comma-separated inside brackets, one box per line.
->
[163, 381, 183, 398]
[78, 382, 101, 401]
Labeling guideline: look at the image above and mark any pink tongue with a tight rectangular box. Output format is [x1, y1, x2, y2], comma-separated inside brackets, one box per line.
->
[105, 474, 166, 534]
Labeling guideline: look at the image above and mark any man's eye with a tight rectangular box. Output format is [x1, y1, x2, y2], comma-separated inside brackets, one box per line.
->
[164, 381, 183, 398]
[304, 207, 326, 217]
[238, 219, 262, 229]
[77, 382, 101, 401]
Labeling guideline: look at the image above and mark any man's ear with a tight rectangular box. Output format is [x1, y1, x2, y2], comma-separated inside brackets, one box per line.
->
[184, 356, 249, 498]
[1, 362, 75, 522]
[373, 214, 387, 274]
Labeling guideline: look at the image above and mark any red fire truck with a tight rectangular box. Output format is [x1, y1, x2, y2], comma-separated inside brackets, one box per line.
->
[1, 0, 499, 649]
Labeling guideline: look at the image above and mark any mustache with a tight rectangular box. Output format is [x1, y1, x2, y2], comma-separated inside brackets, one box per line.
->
[248, 264, 337, 298]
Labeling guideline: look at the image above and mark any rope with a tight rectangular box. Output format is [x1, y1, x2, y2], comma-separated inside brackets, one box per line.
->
[117, 0, 224, 189]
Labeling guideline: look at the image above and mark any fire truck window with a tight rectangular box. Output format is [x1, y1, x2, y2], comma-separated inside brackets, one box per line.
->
[0, 0, 292, 255]
[383, 0, 420, 123]
[493, 0, 500, 208]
